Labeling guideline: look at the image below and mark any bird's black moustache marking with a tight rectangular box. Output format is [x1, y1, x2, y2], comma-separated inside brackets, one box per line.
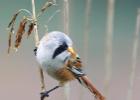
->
[52, 42, 68, 59]
[34, 47, 38, 56]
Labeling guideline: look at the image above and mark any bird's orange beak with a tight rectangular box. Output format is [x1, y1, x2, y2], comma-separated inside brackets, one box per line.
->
[67, 47, 77, 58]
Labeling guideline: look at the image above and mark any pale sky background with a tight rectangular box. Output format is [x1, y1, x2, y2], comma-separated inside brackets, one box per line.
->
[0, 0, 140, 100]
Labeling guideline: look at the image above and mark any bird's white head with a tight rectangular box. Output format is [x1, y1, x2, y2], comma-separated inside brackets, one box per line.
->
[36, 31, 77, 67]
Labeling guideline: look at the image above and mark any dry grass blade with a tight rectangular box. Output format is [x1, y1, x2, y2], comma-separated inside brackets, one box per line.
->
[15, 19, 27, 48]
[8, 12, 19, 28]
[37, 0, 56, 17]
[8, 31, 12, 53]
[27, 23, 34, 37]
[8, 26, 15, 53]
[41, 0, 55, 12]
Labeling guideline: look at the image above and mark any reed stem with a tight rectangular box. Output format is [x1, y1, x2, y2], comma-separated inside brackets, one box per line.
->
[31, 0, 46, 98]
[104, 0, 115, 98]
[127, 9, 140, 100]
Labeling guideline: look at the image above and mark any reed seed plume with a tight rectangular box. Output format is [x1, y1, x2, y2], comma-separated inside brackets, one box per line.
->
[7, 12, 21, 53]
[7, 0, 55, 53]
[15, 18, 27, 48]
[27, 23, 34, 37]
[7, 9, 32, 53]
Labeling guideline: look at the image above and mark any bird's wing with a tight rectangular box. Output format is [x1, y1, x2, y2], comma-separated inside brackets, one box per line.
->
[66, 57, 87, 85]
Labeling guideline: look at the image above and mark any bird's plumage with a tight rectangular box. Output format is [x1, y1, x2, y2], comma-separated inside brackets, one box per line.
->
[36, 31, 76, 82]
[36, 31, 105, 100]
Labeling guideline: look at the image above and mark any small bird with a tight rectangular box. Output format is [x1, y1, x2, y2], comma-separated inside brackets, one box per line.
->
[36, 31, 105, 100]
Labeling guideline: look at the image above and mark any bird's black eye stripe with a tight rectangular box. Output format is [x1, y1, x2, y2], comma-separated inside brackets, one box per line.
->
[52, 42, 68, 59]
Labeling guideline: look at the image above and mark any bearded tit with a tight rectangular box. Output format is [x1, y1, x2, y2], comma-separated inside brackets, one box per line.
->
[35, 31, 105, 100]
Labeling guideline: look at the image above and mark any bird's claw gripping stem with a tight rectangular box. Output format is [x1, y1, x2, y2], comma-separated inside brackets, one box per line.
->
[40, 85, 60, 100]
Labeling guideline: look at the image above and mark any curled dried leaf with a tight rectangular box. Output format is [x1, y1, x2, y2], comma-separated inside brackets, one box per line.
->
[8, 12, 19, 28]
[27, 23, 34, 37]
[15, 19, 27, 48]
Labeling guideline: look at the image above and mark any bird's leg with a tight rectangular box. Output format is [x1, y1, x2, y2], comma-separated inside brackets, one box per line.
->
[40, 85, 60, 100]
[40, 82, 64, 100]
[39, 67, 60, 100]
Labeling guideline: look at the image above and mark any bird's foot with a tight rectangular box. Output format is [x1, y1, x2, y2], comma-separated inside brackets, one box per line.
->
[40, 91, 49, 100]
[40, 86, 60, 100]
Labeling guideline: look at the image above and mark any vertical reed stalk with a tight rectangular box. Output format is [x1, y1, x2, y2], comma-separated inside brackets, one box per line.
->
[127, 9, 140, 100]
[31, 0, 39, 47]
[81, 0, 92, 100]
[64, 83, 70, 100]
[31, 0, 46, 95]
[104, 0, 115, 98]
[63, 0, 69, 35]
[84, 0, 91, 67]
[63, 0, 70, 100]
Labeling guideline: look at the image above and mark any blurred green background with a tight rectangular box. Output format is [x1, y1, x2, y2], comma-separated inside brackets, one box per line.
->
[0, 0, 140, 100]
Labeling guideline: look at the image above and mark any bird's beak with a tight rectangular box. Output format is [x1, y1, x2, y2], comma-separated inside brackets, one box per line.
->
[67, 47, 76, 58]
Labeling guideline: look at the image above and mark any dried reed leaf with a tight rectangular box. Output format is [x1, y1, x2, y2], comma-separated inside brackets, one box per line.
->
[8, 12, 19, 28]
[15, 19, 27, 48]
[8, 31, 12, 53]
[9, 26, 14, 33]
[41, 0, 55, 13]
[27, 23, 34, 37]
[37, 0, 56, 17]
[41, 1, 53, 12]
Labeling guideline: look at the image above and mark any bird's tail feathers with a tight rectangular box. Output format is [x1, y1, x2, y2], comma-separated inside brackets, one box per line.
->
[67, 66, 105, 100]
[79, 76, 105, 100]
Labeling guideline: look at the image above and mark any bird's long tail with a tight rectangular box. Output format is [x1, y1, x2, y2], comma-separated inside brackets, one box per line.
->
[78, 75, 105, 100]
[67, 56, 105, 100]
[67, 65, 105, 100]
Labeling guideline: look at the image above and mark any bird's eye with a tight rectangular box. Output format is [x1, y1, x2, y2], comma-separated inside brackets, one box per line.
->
[52, 42, 68, 59]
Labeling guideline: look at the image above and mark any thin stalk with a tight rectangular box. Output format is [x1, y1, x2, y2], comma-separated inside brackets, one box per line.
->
[63, 0, 70, 100]
[31, 0, 39, 47]
[31, 0, 46, 95]
[84, 0, 91, 70]
[47, 10, 61, 24]
[45, 9, 61, 32]
[63, 0, 69, 35]
[104, 0, 115, 98]
[18, 9, 32, 17]
[82, 0, 92, 99]
[127, 9, 140, 100]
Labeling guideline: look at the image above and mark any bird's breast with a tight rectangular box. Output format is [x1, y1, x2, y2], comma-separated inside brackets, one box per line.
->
[47, 66, 75, 82]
